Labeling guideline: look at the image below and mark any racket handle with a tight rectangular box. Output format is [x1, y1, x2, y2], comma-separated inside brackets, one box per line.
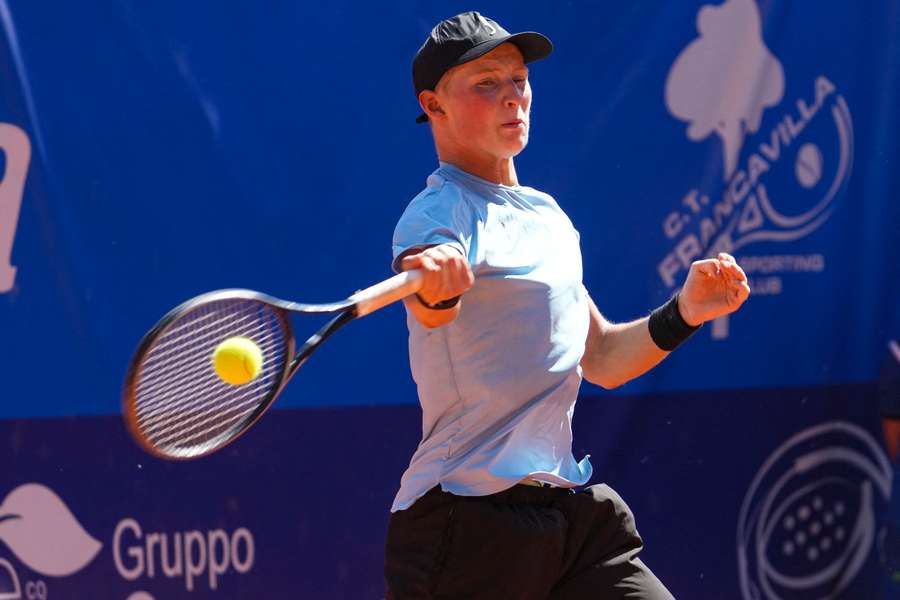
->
[351, 270, 424, 317]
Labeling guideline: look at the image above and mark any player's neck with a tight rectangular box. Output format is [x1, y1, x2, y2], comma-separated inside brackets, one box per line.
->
[437, 148, 518, 187]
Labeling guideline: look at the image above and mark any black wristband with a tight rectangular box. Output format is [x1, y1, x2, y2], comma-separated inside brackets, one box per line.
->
[415, 294, 461, 310]
[648, 293, 701, 351]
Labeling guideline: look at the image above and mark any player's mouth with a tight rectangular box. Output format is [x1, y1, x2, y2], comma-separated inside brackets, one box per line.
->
[501, 119, 525, 129]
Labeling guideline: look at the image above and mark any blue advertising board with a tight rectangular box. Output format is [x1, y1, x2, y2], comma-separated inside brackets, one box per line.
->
[0, 1, 898, 598]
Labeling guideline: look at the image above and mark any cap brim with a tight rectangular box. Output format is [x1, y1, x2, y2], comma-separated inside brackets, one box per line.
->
[454, 31, 553, 68]
[416, 31, 553, 124]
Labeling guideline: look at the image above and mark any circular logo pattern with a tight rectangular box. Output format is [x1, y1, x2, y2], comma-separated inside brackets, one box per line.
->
[737, 421, 892, 599]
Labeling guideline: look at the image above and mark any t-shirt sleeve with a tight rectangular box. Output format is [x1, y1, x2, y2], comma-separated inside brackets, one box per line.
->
[391, 183, 474, 273]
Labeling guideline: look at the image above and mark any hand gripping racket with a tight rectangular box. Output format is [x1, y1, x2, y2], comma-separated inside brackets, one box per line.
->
[122, 270, 423, 460]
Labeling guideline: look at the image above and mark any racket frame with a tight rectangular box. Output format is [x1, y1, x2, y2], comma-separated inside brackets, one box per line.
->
[122, 270, 422, 460]
[123, 289, 298, 460]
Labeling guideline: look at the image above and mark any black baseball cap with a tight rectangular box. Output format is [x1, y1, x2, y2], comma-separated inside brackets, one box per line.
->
[413, 11, 553, 123]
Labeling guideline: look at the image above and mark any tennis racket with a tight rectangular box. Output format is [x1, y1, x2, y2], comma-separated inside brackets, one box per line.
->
[122, 270, 423, 460]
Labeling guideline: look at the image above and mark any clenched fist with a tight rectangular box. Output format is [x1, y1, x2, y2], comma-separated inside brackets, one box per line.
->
[400, 244, 474, 307]
[678, 253, 751, 326]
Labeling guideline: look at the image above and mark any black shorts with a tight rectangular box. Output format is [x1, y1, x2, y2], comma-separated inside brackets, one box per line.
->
[385, 483, 674, 600]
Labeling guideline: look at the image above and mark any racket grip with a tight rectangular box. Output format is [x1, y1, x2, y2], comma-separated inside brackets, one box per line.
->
[351, 270, 424, 317]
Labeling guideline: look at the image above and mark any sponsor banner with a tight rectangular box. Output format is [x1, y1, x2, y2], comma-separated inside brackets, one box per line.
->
[0, 407, 410, 599]
[0, 387, 888, 599]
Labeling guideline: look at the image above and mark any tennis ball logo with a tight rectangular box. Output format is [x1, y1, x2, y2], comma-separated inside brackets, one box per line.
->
[212, 337, 263, 385]
[737, 421, 892, 600]
[794, 143, 823, 189]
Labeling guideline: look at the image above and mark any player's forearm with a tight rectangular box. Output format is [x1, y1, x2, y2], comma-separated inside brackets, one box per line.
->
[581, 316, 668, 389]
[883, 418, 900, 463]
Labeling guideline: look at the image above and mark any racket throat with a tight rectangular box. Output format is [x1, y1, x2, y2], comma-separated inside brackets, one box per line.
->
[287, 309, 357, 379]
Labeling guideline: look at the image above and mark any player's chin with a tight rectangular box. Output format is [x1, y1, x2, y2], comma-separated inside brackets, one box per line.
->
[498, 134, 529, 156]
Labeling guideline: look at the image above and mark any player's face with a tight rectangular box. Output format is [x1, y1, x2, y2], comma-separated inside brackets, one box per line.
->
[436, 43, 531, 159]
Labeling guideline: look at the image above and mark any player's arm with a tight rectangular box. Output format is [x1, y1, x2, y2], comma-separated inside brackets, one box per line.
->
[581, 253, 750, 389]
[880, 345, 900, 462]
[580, 299, 667, 389]
[398, 244, 474, 328]
[883, 419, 900, 463]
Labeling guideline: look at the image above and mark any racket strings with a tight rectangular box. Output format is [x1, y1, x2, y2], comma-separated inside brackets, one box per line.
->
[138, 333, 283, 441]
[140, 309, 264, 371]
[135, 302, 285, 453]
[132, 298, 288, 457]
[135, 326, 284, 421]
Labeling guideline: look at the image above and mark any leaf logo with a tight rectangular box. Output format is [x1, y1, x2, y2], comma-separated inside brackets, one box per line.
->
[0, 484, 102, 577]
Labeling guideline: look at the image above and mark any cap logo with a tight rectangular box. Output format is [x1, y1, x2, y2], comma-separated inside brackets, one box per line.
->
[478, 14, 497, 35]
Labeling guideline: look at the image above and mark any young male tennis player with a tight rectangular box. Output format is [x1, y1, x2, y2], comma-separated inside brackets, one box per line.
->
[386, 12, 750, 599]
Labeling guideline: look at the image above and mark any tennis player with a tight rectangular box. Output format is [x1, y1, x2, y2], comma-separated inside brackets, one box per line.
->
[386, 12, 751, 599]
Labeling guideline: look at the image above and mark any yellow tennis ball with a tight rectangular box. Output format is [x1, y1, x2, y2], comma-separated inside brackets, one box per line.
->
[212, 336, 263, 385]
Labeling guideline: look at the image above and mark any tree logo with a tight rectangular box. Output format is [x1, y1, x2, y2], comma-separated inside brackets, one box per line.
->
[657, 0, 854, 339]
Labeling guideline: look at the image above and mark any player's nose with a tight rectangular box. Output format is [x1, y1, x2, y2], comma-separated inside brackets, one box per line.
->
[502, 78, 526, 108]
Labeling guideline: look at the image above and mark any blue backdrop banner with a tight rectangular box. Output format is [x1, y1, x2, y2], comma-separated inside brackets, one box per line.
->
[0, 1, 897, 598]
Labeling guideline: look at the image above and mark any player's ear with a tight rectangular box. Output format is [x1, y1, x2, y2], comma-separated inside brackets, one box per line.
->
[419, 90, 446, 120]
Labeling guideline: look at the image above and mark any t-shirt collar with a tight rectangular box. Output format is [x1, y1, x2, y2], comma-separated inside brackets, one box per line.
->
[438, 161, 524, 191]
